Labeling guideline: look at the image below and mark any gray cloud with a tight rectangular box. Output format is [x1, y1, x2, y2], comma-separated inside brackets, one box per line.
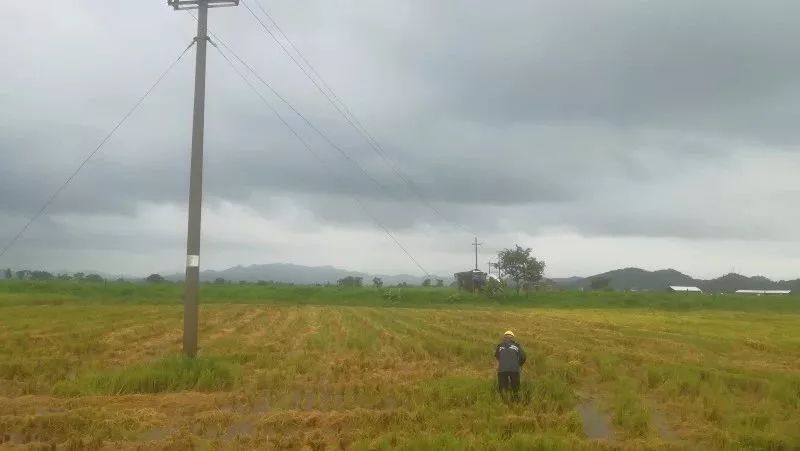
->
[2, 1, 800, 277]
[388, 1, 800, 142]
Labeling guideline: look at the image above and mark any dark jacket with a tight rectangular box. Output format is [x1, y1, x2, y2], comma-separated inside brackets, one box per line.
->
[495, 340, 526, 373]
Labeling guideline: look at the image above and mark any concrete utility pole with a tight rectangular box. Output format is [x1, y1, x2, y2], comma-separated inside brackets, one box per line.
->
[168, 0, 239, 358]
[472, 237, 482, 271]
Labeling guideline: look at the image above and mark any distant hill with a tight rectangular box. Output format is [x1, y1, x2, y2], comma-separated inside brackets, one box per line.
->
[555, 268, 800, 293]
[550, 276, 583, 286]
[164, 263, 449, 286]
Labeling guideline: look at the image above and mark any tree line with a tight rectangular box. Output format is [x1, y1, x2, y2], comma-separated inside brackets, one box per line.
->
[3, 269, 107, 282]
[3, 243, 547, 292]
[337, 276, 445, 288]
[2, 270, 448, 288]
[1, 269, 168, 284]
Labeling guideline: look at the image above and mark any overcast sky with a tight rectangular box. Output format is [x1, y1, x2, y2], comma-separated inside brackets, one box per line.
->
[2, 1, 800, 279]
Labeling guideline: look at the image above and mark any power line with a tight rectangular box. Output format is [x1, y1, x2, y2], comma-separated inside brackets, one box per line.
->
[0, 42, 196, 260]
[241, 0, 473, 236]
[209, 41, 431, 277]
[205, 34, 430, 276]
[212, 37, 400, 202]
[250, 0, 349, 114]
[194, 10, 430, 278]
[251, 0, 453, 215]
[185, 11, 408, 206]
[243, 0, 438, 207]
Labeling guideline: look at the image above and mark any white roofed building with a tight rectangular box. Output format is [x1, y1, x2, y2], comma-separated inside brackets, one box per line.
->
[735, 290, 791, 295]
[667, 286, 703, 293]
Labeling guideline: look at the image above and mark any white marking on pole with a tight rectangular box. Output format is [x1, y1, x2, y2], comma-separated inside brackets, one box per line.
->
[187, 255, 200, 268]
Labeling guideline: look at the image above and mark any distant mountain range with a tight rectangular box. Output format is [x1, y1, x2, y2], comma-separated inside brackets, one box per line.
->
[553, 267, 800, 293]
[164, 263, 449, 286]
[12, 262, 798, 293]
[160, 264, 798, 292]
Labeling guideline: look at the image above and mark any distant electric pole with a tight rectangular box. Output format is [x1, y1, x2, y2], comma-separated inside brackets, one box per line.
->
[168, 0, 239, 358]
[487, 260, 493, 276]
[472, 237, 482, 271]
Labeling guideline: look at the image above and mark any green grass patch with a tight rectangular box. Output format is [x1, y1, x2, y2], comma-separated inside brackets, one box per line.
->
[613, 377, 650, 438]
[419, 376, 497, 409]
[526, 375, 576, 413]
[2, 279, 800, 312]
[53, 356, 240, 395]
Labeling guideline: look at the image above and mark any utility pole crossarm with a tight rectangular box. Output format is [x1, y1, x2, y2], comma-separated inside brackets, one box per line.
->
[168, 0, 239, 10]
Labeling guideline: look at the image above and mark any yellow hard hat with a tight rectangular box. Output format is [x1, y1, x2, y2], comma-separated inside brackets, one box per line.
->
[504, 330, 515, 337]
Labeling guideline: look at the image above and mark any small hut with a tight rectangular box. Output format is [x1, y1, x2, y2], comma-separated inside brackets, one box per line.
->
[454, 269, 487, 291]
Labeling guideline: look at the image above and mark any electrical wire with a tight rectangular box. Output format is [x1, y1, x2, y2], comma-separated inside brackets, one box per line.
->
[241, 0, 474, 236]
[184, 10, 405, 205]
[186, 11, 433, 275]
[0, 42, 195, 259]
[212, 35, 401, 202]
[209, 41, 431, 276]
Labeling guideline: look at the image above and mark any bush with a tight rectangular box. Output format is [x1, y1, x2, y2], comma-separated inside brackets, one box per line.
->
[483, 278, 505, 299]
[145, 274, 165, 284]
[382, 289, 402, 303]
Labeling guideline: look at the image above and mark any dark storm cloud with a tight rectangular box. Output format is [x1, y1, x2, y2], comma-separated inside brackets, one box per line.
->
[389, 0, 800, 144]
[3, 0, 800, 275]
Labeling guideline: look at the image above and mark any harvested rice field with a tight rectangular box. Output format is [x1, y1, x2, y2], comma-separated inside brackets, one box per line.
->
[1, 283, 799, 450]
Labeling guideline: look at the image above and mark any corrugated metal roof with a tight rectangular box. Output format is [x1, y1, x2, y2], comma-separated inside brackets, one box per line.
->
[735, 290, 791, 294]
[668, 286, 703, 292]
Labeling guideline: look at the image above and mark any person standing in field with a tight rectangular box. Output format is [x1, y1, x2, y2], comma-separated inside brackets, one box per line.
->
[495, 330, 526, 398]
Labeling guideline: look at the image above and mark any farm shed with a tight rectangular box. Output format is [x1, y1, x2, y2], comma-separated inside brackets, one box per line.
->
[735, 290, 791, 296]
[667, 286, 703, 293]
[454, 269, 487, 291]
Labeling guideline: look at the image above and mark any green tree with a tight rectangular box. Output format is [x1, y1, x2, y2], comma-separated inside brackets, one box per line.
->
[84, 274, 104, 283]
[3, 268, 11, 280]
[497, 245, 546, 295]
[30, 271, 54, 281]
[214, 277, 226, 285]
[422, 278, 431, 287]
[146, 274, 165, 283]
[372, 277, 383, 289]
[73, 272, 85, 281]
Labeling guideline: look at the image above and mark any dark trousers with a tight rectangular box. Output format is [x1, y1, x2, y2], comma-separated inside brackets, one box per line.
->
[498, 371, 520, 393]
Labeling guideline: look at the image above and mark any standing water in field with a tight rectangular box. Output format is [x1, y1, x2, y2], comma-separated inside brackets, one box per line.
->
[577, 402, 614, 441]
